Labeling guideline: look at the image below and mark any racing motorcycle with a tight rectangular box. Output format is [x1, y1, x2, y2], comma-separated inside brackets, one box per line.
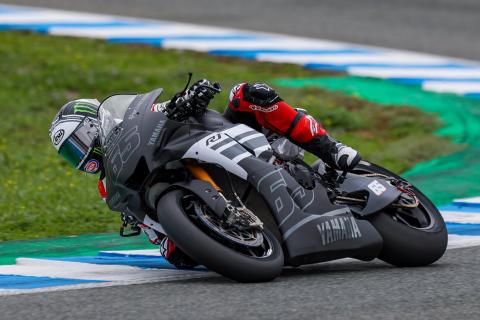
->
[98, 87, 447, 283]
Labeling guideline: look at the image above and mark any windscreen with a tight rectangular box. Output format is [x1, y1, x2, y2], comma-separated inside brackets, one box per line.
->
[98, 94, 137, 144]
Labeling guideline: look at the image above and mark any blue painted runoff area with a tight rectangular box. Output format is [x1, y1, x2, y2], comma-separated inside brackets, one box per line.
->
[0, 274, 105, 289]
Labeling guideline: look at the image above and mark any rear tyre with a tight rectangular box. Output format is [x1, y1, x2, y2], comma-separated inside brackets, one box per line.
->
[157, 190, 284, 282]
[353, 161, 448, 267]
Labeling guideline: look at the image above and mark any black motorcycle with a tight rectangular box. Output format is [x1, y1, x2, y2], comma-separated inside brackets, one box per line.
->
[98, 87, 447, 282]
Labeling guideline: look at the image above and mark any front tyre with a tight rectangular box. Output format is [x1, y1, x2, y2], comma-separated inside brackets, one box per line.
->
[353, 161, 448, 267]
[157, 190, 284, 282]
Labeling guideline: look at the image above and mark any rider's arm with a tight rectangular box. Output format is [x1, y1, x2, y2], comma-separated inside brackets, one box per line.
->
[226, 83, 361, 170]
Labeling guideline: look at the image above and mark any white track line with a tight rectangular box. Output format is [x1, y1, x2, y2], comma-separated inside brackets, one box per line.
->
[0, 258, 207, 282]
[423, 81, 480, 94]
[348, 67, 480, 79]
[0, 10, 116, 23]
[49, 25, 244, 39]
[441, 211, 480, 224]
[256, 52, 452, 65]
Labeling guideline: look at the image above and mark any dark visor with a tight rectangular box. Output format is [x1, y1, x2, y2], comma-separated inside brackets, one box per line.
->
[58, 119, 98, 168]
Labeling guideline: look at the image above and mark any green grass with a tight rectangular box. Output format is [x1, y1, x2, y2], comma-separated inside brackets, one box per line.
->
[0, 31, 457, 241]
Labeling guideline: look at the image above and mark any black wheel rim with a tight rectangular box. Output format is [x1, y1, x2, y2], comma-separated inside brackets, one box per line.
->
[181, 194, 274, 259]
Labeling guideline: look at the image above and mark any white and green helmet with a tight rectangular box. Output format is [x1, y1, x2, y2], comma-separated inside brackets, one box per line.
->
[49, 99, 103, 174]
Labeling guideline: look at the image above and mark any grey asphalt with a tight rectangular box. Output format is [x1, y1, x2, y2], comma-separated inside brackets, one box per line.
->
[1, 246, 479, 320]
[0, 1, 479, 319]
[2, 0, 480, 60]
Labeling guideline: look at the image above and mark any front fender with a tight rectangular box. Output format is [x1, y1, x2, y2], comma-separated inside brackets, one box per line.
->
[158, 179, 227, 218]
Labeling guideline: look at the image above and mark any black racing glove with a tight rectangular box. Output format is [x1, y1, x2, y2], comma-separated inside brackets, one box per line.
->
[168, 79, 221, 121]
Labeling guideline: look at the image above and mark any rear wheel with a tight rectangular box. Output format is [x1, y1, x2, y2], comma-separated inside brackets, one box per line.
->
[352, 161, 448, 267]
[157, 190, 284, 282]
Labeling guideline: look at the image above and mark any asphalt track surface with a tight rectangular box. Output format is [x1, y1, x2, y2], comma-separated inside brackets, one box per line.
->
[2, 0, 480, 60]
[1, 1, 479, 318]
[1, 246, 479, 320]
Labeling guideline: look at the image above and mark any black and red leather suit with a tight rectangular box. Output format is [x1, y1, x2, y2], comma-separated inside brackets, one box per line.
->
[225, 82, 361, 171]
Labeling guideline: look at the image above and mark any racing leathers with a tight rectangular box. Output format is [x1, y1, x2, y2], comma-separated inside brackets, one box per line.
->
[98, 80, 361, 268]
[224, 82, 361, 171]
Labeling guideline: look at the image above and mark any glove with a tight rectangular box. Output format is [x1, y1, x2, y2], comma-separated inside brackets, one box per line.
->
[168, 79, 221, 121]
[188, 79, 221, 114]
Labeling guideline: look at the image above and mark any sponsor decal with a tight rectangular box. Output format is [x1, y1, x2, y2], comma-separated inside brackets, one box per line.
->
[205, 133, 222, 146]
[229, 84, 243, 102]
[249, 104, 279, 112]
[252, 83, 273, 92]
[84, 159, 99, 173]
[368, 180, 387, 196]
[317, 216, 362, 246]
[147, 120, 166, 146]
[53, 129, 65, 145]
[73, 103, 97, 116]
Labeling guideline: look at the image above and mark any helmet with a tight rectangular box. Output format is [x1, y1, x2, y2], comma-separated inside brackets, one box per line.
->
[49, 99, 103, 174]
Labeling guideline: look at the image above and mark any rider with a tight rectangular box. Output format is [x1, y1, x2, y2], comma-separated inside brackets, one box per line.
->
[49, 79, 361, 267]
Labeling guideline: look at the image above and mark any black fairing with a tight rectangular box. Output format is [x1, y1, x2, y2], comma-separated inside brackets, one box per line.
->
[239, 156, 383, 265]
[100, 87, 383, 267]
[102, 89, 212, 214]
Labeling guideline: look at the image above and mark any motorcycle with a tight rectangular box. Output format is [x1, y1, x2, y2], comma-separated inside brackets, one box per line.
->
[98, 87, 447, 282]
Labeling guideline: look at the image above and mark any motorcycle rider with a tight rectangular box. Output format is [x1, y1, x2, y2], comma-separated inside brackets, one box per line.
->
[49, 79, 361, 268]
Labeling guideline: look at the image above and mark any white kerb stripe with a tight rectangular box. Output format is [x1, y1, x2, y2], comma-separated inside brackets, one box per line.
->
[162, 38, 351, 52]
[49, 25, 240, 39]
[454, 196, 480, 204]
[348, 67, 480, 79]
[257, 52, 450, 65]
[422, 81, 480, 94]
[440, 211, 480, 224]
[0, 258, 204, 282]
[0, 11, 116, 23]
[447, 235, 480, 249]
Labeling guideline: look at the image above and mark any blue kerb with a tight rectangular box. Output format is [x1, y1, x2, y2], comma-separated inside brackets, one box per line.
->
[208, 48, 372, 59]
[0, 21, 151, 33]
[0, 274, 105, 289]
[107, 34, 265, 43]
[465, 93, 480, 99]
[306, 63, 474, 71]
[446, 223, 480, 235]
[438, 205, 480, 213]
[48, 255, 177, 269]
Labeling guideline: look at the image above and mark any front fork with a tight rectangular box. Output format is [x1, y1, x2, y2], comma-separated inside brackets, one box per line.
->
[185, 161, 263, 229]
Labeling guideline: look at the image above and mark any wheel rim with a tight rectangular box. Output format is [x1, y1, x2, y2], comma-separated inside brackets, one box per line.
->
[181, 194, 274, 259]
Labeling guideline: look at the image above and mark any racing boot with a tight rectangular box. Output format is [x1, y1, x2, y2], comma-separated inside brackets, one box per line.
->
[301, 134, 361, 171]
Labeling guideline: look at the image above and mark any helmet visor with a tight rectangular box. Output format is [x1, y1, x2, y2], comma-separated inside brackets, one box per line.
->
[58, 118, 98, 168]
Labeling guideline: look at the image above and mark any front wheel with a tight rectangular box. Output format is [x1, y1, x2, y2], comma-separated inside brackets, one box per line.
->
[352, 161, 448, 267]
[157, 190, 284, 282]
